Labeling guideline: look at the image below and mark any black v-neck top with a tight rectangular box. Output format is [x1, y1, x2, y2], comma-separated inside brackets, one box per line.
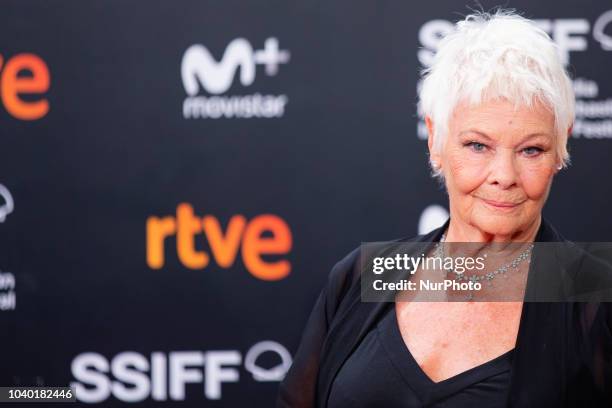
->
[328, 303, 514, 407]
[277, 218, 612, 408]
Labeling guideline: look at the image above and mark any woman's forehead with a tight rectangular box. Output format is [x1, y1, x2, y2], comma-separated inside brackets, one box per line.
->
[450, 99, 556, 134]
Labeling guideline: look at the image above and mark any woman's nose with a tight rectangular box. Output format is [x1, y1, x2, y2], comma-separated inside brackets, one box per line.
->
[486, 149, 518, 189]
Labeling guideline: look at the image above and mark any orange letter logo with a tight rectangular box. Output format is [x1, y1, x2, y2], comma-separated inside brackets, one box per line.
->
[176, 203, 210, 269]
[146, 204, 292, 280]
[146, 216, 177, 269]
[203, 215, 246, 268]
[242, 214, 292, 281]
[0, 53, 50, 120]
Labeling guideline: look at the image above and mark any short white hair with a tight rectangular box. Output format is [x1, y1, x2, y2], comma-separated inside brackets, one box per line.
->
[418, 9, 575, 178]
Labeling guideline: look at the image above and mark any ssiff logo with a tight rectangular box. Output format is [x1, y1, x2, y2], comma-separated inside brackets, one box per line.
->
[181, 37, 290, 119]
[0, 53, 50, 120]
[71, 340, 292, 403]
[146, 203, 292, 280]
[0, 184, 14, 222]
[0, 184, 16, 311]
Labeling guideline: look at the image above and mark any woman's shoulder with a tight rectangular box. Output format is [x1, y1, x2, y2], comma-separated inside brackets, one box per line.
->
[325, 229, 440, 304]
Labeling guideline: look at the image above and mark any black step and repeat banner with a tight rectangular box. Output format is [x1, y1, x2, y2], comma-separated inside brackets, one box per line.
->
[1, 0, 611, 406]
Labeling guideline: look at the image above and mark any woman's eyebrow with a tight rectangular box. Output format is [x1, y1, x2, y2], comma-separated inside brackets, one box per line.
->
[458, 130, 551, 143]
[519, 133, 551, 143]
[458, 129, 493, 141]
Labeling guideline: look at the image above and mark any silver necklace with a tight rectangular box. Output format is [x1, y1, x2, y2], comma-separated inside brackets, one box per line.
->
[434, 232, 534, 301]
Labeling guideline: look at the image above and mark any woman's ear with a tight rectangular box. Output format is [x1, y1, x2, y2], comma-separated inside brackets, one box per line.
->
[425, 116, 441, 169]
[553, 123, 573, 174]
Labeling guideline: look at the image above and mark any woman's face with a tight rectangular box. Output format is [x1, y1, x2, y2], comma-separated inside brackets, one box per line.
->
[429, 98, 561, 238]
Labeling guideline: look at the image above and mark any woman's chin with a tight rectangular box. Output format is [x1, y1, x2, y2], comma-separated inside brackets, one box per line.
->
[470, 214, 525, 238]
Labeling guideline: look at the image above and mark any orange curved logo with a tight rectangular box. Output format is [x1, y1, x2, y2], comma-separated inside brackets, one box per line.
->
[0, 53, 50, 120]
[146, 203, 292, 281]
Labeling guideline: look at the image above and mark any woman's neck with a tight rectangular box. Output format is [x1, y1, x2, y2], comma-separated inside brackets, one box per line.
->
[445, 214, 541, 244]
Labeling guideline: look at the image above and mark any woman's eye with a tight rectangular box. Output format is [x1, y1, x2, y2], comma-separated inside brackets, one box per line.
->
[522, 146, 543, 157]
[466, 141, 487, 152]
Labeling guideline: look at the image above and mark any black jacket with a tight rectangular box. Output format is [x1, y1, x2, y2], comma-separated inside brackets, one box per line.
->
[277, 218, 612, 407]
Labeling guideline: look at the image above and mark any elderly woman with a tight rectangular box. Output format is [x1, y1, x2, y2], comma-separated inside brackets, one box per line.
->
[277, 10, 611, 408]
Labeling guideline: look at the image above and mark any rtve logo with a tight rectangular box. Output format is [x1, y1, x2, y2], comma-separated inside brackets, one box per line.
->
[146, 203, 292, 281]
[181, 38, 290, 119]
[0, 53, 50, 120]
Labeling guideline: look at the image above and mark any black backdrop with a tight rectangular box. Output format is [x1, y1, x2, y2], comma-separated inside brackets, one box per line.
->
[1, 1, 611, 406]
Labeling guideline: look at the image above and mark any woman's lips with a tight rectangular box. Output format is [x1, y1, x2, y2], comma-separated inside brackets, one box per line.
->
[480, 197, 524, 210]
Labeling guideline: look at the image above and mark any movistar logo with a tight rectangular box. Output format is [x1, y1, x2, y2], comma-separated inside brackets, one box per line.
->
[181, 37, 290, 95]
